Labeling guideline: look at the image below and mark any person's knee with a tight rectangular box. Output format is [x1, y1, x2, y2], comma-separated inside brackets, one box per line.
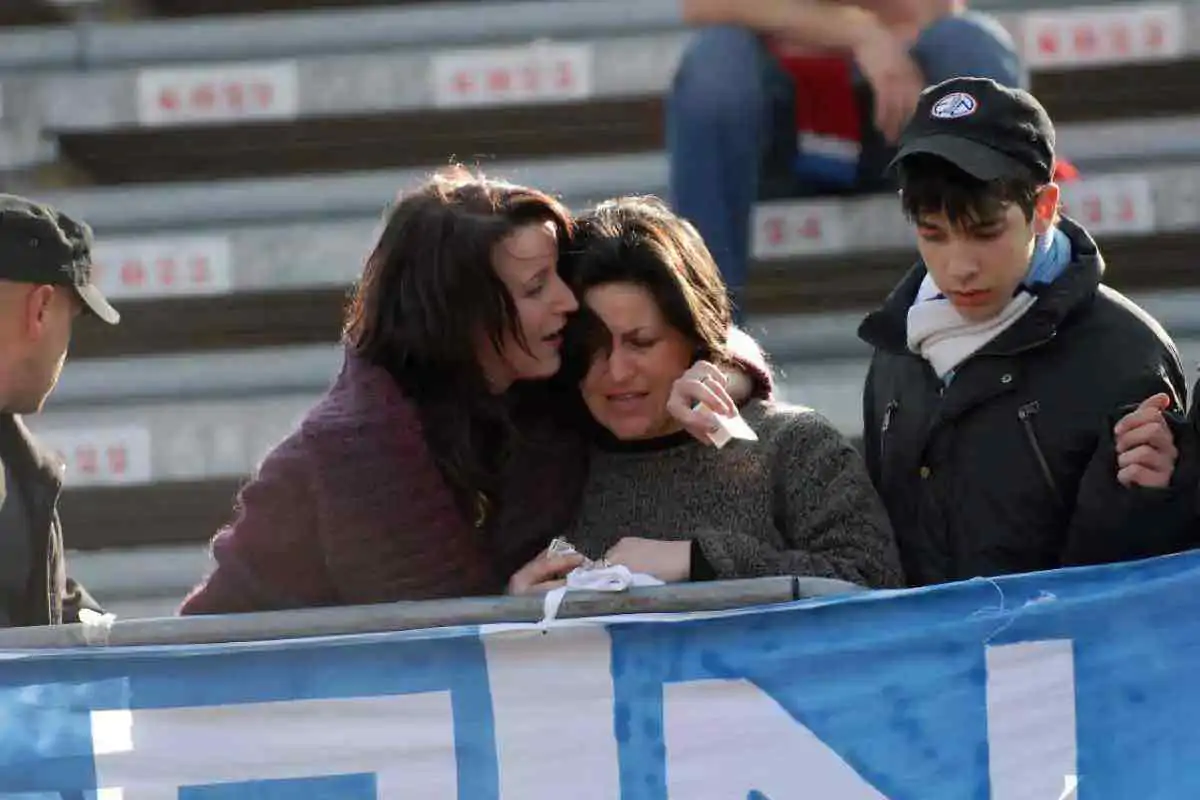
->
[671, 26, 767, 124]
[914, 12, 1027, 89]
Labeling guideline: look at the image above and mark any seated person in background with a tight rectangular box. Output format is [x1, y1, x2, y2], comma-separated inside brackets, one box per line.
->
[668, 0, 1028, 314]
[509, 197, 903, 592]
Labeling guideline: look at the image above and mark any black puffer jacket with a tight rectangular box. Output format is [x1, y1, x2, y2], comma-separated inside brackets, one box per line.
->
[859, 217, 1194, 586]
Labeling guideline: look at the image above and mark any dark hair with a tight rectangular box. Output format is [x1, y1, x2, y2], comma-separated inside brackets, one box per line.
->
[898, 154, 1043, 226]
[344, 165, 573, 519]
[560, 196, 731, 382]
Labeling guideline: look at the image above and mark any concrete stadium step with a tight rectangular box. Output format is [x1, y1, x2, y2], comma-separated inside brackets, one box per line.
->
[33, 159, 1200, 359]
[3, 3, 1198, 183]
[68, 288, 347, 360]
[32, 389, 315, 549]
[32, 53, 1200, 186]
[43, 60, 1200, 185]
[44, 104, 1200, 189]
[0, 0, 71, 27]
[5, 0, 1190, 71]
[1054, 115, 1200, 171]
[147, 0, 462, 17]
[53, 98, 664, 185]
[38, 151, 665, 230]
[30, 119, 1200, 229]
[0, 0, 684, 70]
[65, 543, 210, 617]
[72, 0, 1169, 25]
[60, 477, 245, 551]
[22, 27, 680, 184]
[67, 223, 1200, 361]
[46, 344, 341, 411]
[745, 229, 1200, 315]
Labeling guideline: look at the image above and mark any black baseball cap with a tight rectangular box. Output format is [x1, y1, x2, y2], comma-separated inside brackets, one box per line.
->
[888, 77, 1056, 184]
[0, 194, 119, 324]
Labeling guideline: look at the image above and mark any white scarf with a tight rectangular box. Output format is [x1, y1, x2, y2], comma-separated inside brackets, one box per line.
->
[906, 274, 1037, 379]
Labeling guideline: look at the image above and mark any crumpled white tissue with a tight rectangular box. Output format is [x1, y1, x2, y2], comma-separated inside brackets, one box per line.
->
[78, 608, 117, 646]
[540, 563, 663, 626]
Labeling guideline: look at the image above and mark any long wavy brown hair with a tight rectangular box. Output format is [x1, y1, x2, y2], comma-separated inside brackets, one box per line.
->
[560, 195, 733, 385]
[344, 165, 574, 518]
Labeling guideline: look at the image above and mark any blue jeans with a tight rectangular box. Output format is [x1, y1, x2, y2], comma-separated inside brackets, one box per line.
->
[666, 14, 1025, 318]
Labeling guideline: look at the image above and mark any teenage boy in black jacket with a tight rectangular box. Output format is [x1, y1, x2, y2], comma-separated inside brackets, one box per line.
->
[858, 77, 1189, 586]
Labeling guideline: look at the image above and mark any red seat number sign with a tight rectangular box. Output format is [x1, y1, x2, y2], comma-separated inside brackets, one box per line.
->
[431, 43, 594, 108]
[752, 201, 848, 259]
[1022, 4, 1184, 68]
[38, 426, 153, 487]
[1060, 174, 1156, 235]
[136, 62, 300, 127]
[91, 236, 234, 299]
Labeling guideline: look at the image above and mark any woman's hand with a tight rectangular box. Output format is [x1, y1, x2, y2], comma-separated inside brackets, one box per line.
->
[667, 361, 736, 444]
[1114, 393, 1178, 489]
[507, 551, 585, 595]
[605, 537, 692, 583]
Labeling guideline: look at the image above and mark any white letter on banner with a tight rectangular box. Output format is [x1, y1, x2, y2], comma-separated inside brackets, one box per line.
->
[90, 693, 457, 798]
[662, 679, 888, 799]
[483, 626, 620, 798]
[986, 640, 1078, 800]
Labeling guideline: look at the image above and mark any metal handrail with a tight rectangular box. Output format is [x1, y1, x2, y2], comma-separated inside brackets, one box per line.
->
[0, 576, 866, 650]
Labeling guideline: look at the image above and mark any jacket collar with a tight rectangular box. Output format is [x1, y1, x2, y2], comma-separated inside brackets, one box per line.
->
[0, 412, 64, 492]
[858, 216, 1103, 356]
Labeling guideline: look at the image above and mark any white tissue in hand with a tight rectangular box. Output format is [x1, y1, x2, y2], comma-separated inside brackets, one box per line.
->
[540, 562, 663, 625]
[566, 563, 663, 592]
[78, 608, 117, 646]
[704, 409, 759, 449]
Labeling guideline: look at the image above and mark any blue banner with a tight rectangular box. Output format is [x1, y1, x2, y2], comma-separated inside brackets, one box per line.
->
[2, 550, 1200, 798]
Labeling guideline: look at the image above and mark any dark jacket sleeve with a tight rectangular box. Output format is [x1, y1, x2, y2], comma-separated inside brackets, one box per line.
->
[179, 433, 336, 615]
[692, 411, 904, 588]
[1061, 364, 1198, 567]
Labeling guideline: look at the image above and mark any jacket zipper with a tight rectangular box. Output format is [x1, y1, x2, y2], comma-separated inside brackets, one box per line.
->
[1017, 401, 1063, 507]
[880, 400, 899, 466]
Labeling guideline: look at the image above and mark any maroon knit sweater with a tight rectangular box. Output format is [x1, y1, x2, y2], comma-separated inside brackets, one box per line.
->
[181, 338, 773, 615]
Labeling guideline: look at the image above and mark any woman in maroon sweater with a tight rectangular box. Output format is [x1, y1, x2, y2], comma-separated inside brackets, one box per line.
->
[180, 168, 770, 614]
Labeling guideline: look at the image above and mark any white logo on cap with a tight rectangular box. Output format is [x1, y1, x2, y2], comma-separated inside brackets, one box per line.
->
[931, 92, 978, 119]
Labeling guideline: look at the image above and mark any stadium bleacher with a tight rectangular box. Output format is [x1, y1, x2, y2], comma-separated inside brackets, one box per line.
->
[146, 0, 440, 16]
[1, 1, 72, 27]
[2, 0, 1198, 618]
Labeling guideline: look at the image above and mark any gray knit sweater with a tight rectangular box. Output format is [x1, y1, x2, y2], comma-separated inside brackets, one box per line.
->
[568, 400, 903, 589]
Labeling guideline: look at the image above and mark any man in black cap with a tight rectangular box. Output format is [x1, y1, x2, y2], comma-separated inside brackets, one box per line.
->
[857, 76, 1194, 586]
[0, 194, 117, 626]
